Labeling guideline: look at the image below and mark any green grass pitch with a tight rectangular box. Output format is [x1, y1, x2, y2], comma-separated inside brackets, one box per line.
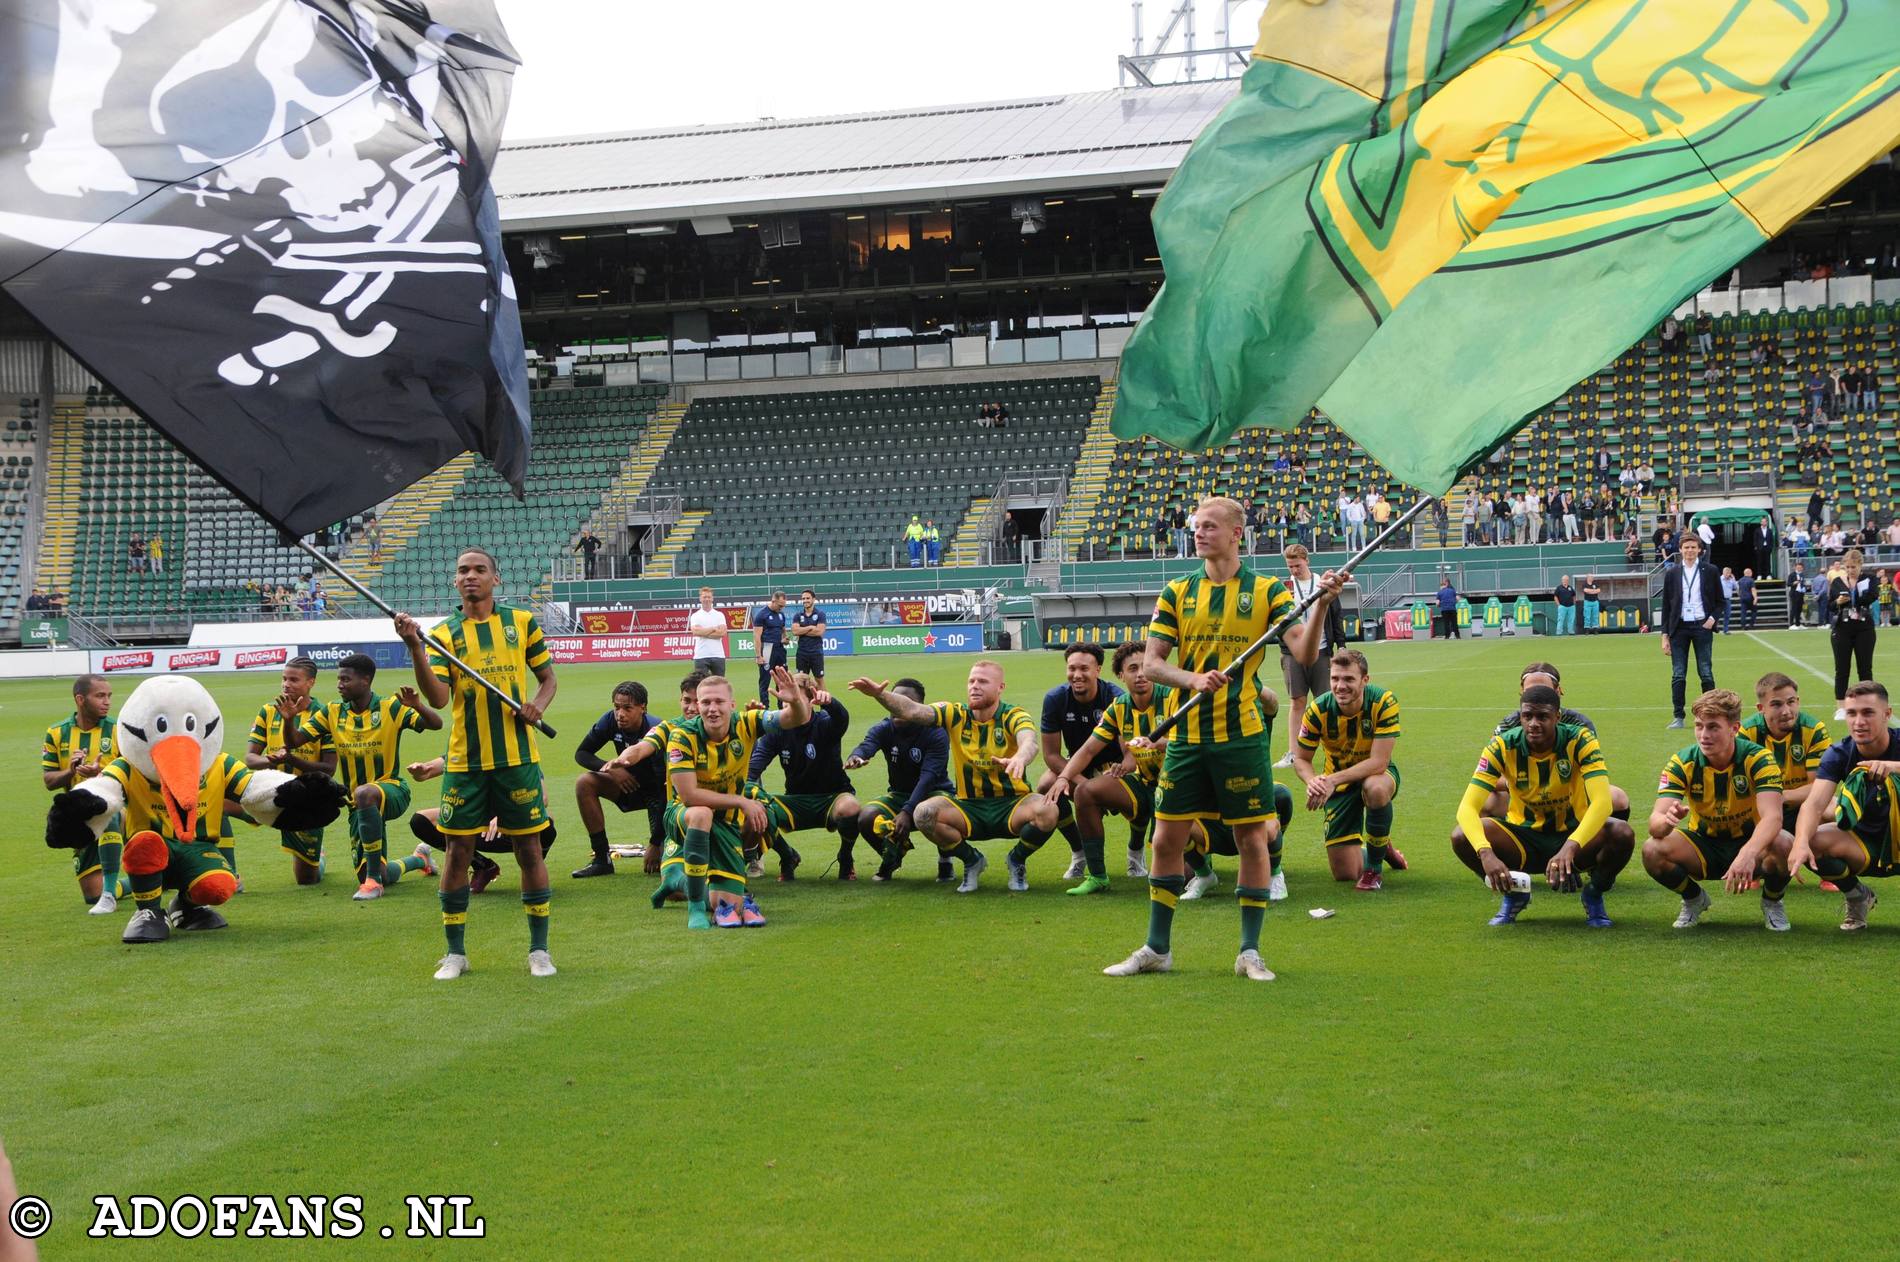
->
[5, 628, 1899, 1258]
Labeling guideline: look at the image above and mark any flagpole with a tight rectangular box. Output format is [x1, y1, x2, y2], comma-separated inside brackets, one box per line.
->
[1146, 496, 1435, 743]
[294, 538, 558, 738]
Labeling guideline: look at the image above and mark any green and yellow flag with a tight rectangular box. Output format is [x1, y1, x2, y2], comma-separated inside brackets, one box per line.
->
[1115, 0, 1900, 493]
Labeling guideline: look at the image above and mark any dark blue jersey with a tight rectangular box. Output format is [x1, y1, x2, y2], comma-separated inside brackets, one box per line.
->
[576, 710, 663, 794]
[1817, 729, 1900, 784]
[752, 605, 787, 647]
[1041, 679, 1124, 773]
[792, 609, 826, 658]
[748, 698, 852, 795]
[850, 718, 952, 814]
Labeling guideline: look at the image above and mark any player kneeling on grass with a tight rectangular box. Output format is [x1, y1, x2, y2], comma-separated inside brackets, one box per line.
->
[600, 671, 705, 907]
[1183, 787, 1295, 902]
[669, 669, 810, 929]
[1483, 662, 1632, 825]
[1452, 685, 1633, 926]
[1048, 642, 1167, 895]
[42, 673, 124, 914]
[247, 657, 333, 887]
[1291, 650, 1409, 891]
[750, 673, 864, 878]
[571, 680, 668, 879]
[1035, 643, 1131, 882]
[1643, 689, 1791, 930]
[1788, 681, 1900, 931]
[1741, 671, 1831, 867]
[409, 757, 557, 894]
[850, 660, 1054, 893]
[1104, 494, 1338, 982]
[281, 654, 441, 901]
[843, 679, 954, 883]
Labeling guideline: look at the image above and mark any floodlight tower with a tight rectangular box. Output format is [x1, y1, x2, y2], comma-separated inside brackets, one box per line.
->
[1120, 1, 1257, 87]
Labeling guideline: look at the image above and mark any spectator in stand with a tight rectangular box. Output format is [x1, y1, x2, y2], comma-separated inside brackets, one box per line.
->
[1653, 522, 1677, 563]
[1370, 492, 1393, 539]
[1807, 487, 1826, 531]
[365, 514, 382, 564]
[1578, 489, 1598, 542]
[1474, 493, 1493, 546]
[1885, 519, 1900, 549]
[1749, 337, 1767, 367]
[1840, 364, 1864, 415]
[1272, 452, 1290, 476]
[975, 402, 994, 428]
[1151, 507, 1170, 557]
[146, 533, 164, 574]
[1171, 503, 1190, 558]
[1581, 575, 1603, 634]
[1594, 447, 1612, 487]
[1461, 496, 1477, 546]
[1430, 498, 1450, 547]
[1625, 527, 1644, 567]
[1618, 465, 1637, 494]
[1805, 368, 1830, 419]
[25, 587, 47, 611]
[1789, 561, 1808, 626]
[1525, 487, 1544, 543]
[1719, 567, 1739, 633]
[1694, 312, 1714, 357]
[1553, 575, 1577, 636]
[1003, 511, 1021, 562]
[1289, 448, 1308, 482]
[1560, 489, 1579, 542]
[1243, 500, 1260, 554]
[1436, 573, 1460, 640]
[1828, 549, 1879, 719]
[1788, 521, 1811, 559]
[1737, 567, 1758, 630]
[924, 519, 941, 566]
[128, 534, 144, 573]
[1509, 492, 1527, 546]
[1635, 461, 1654, 492]
[993, 401, 1009, 429]
[1342, 494, 1368, 551]
[1866, 364, 1885, 415]
[1294, 502, 1313, 549]
[904, 515, 925, 567]
[575, 530, 602, 579]
[1858, 519, 1880, 549]
[1660, 315, 1683, 353]
[1824, 524, 1848, 556]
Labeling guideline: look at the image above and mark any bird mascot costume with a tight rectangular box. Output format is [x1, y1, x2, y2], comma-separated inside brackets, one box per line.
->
[45, 676, 345, 943]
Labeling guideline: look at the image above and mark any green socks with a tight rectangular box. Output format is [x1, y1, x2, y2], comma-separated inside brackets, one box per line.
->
[1012, 823, 1055, 862]
[99, 836, 123, 900]
[1237, 885, 1270, 953]
[1146, 874, 1186, 954]
[440, 886, 470, 955]
[949, 841, 982, 867]
[1365, 803, 1393, 873]
[1268, 832, 1284, 877]
[1815, 855, 1861, 893]
[522, 887, 551, 951]
[1585, 864, 1616, 894]
[685, 827, 712, 927]
[218, 845, 237, 876]
[1081, 833, 1107, 879]
[1185, 849, 1213, 878]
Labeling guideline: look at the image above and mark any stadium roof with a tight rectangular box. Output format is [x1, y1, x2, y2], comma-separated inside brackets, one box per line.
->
[492, 80, 1238, 232]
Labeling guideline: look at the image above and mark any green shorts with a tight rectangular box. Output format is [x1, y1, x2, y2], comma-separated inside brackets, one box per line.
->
[1100, 774, 1156, 820]
[1835, 772, 1899, 876]
[767, 791, 849, 834]
[1492, 820, 1571, 868]
[132, 837, 234, 900]
[663, 800, 686, 847]
[1677, 825, 1752, 880]
[279, 827, 326, 867]
[438, 764, 547, 837]
[1322, 765, 1401, 847]
[1192, 784, 1293, 856]
[351, 779, 412, 835]
[935, 793, 1036, 843]
[1155, 733, 1276, 826]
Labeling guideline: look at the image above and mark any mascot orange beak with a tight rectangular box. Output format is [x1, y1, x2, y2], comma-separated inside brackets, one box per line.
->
[150, 734, 203, 841]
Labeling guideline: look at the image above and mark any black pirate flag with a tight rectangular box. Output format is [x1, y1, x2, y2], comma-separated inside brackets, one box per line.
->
[0, 0, 529, 536]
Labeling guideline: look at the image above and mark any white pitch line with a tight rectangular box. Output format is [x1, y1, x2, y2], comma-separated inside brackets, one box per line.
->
[1744, 631, 1833, 687]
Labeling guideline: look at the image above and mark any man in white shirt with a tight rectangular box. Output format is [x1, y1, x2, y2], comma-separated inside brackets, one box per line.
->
[1524, 489, 1543, 543]
[1342, 496, 1368, 551]
[686, 586, 730, 676]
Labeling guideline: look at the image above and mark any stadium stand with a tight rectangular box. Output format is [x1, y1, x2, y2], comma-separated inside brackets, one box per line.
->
[352, 384, 665, 610]
[0, 397, 37, 625]
[643, 376, 1099, 575]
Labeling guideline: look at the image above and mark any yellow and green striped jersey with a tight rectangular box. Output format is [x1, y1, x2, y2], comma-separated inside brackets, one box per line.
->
[99, 751, 253, 843]
[42, 714, 116, 789]
[1468, 723, 1608, 833]
[1299, 684, 1401, 774]
[929, 700, 1034, 798]
[1657, 738, 1782, 839]
[666, 711, 774, 822]
[642, 717, 691, 803]
[1146, 566, 1294, 744]
[1740, 711, 1828, 795]
[427, 604, 551, 771]
[250, 700, 331, 763]
[1092, 684, 1175, 785]
[300, 694, 427, 791]
[1835, 768, 1900, 837]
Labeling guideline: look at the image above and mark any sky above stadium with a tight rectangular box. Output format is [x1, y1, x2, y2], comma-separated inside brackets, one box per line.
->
[495, 0, 1266, 140]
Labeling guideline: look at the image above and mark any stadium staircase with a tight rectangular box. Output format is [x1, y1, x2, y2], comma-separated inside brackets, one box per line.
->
[333, 455, 474, 595]
[1051, 379, 1119, 559]
[643, 376, 1098, 575]
[363, 384, 664, 612]
[645, 509, 708, 578]
[535, 399, 690, 602]
[30, 401, 77, 604]
[943, 497, 994, 566]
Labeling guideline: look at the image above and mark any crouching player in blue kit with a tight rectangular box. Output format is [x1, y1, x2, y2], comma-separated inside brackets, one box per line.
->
[570, 680, 668, 879]
[1451, 685, 1633, 925]
[1789, 681, 1900, 931]
[1034, 643, 1130, 880]
[844, 678, 954, 882]
[600, 671, 704, 906]
[749, 674, 863, 879]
